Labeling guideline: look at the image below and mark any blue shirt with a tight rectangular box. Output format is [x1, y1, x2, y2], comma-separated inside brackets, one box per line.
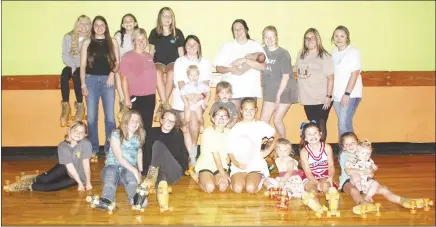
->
[105, 129, 140, 167]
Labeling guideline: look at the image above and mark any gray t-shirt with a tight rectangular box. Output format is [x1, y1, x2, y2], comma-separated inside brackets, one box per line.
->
[58, 138, 93, 184]
[209, 101, 237, 120]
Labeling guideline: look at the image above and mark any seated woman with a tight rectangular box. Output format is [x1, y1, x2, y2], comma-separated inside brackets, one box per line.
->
[87, 110, 145, 211]
[189, 107, 232, 193]
[4, 121, 92, 192]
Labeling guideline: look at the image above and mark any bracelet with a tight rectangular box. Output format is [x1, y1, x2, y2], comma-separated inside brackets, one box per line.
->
[344, 92, 351, 96]
[326, 95, 332, 98]
[81, 85, 87, 88]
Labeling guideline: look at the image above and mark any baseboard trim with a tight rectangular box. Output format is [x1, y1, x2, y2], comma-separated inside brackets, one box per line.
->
[2, 143, 434, 161]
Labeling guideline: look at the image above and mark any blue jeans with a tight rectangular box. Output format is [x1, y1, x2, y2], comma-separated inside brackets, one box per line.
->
[85, 74, 116, 153]
[333, 98, 361, 142]
[101, 165, 138, 204]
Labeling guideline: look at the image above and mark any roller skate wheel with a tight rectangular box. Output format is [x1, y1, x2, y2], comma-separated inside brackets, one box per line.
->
[3, 186, 8, 192]
[136, 188, 140, 193]
[315, 213, 321, 218]
[264, 191, 270, 196]
[361, 214, 367, 218]
[326, 211, 331, 217]
[169, 207, 174, 212]
[336, 211, 341, 217]
[94, 195, 100, 200]
[108, 211, 113, 215]
[411, 209, 417, 214]
[131, 206, 136, 210]
[86, 196, 93, 202]
[91, 204, 96, 208]
[326, 194, 331, 200]
[375, 203, 381, 208]
[376, 211, 381, 216]
[429, 200, 433, 206]
[322, 206, 328, 211]
[168, 186, 172, 193]
[424, 207, 430, 211]
[160, 208, 165, 213]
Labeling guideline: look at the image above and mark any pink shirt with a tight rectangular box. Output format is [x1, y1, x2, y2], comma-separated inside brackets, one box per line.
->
[119, 51, 157, 96]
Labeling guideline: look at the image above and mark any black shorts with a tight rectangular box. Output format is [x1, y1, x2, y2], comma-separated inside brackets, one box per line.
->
[198, 169, 230, 176]
[341, 178, 374, 194]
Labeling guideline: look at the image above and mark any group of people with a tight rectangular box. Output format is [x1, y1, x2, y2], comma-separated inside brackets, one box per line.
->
[4, 7, 430, 216]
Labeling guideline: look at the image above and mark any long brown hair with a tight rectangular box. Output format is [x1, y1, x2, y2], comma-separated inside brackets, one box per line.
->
[87, 16, 117, 70]
[156, 7, 178, 39]
[300, 28, 329, 60]
[118, 110, 146, 147]
[68, 15, 91, 56]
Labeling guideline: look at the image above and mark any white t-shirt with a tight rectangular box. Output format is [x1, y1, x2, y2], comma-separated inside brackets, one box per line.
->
[115, 32, 133, 58]
[331, 45, 363, 101]
[214, 40, 267, 99]
[172, 56, 213, 111]
[228, 121, 275, 174]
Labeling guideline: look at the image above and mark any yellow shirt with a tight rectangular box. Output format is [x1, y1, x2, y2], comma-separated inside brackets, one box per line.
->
[195, 127, 230, 173]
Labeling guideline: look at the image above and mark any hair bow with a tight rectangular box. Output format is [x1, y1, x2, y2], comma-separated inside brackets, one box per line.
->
[300, 120, 317, 136]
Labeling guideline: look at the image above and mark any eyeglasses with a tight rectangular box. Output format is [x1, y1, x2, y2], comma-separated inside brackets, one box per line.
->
[162, 118, 176, 125]
[304, 36, 316, 42]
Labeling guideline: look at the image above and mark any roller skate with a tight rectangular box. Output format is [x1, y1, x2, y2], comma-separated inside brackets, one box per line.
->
[402, 198, 434, 213]
[132, 166, 159, 211]
[264, 187, 279, 200]
[86, 195, 117, 214]
[90, 153, 99, 163]
[325, 186, 340, 217]
[3, 180, 32, 192]
[275, 190, 290, 210]
[60, 101, 71, 127]
[19, 170, 40, 183]
[74, 101, 86, 122]
[301, 191, 328, 218]
[157, 181, 173, 213]
[352, 201, 381, 218]
[186, 166, 199, 183]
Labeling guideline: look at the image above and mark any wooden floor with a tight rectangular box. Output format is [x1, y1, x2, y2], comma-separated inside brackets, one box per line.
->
[1, 155, 435, 226]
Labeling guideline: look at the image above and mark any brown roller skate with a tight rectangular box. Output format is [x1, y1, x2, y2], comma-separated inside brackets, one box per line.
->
[19, 170, 40, 182]
[74, 101, 86, 122]
[60, 101, 71, 127]
[90, 153, 99, 163]
[3, 180, 32, 192]
[353, 201, 381, 218]
[325, 187, 341, 217]
[132, 166, 160, 212]
[302, 191, 328, 218]
[157, 181, 173, 212]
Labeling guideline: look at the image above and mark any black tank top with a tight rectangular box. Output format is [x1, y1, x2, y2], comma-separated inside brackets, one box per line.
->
[86, 39, 111, 75]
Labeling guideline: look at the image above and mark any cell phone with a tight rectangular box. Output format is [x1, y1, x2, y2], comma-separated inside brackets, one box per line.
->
[131, 97, 137, 103]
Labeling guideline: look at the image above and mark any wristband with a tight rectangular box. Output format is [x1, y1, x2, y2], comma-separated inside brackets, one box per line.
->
[81, 85, 87, 88]
[344, 92, 351, 96]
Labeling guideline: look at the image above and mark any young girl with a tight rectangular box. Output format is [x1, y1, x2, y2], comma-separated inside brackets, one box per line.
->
[339, 132, 431, 214]
[149, 7, 185, 121]
[345, 139, 380, 203]
[299, 121, 336, 194]
[190, 107, 231, 193]
[263, 138, 304, 198]
[87, 110, 146, 211]
[209, 81, 238, 129]
[181, 65, 210, 135]
[114, 13, 139, 121]
[4, 122, 92, 192]
[227, 98, 276, 194]
[60, 15, 91, 127]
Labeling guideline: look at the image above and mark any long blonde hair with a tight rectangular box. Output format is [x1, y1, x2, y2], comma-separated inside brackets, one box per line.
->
[156, 7, 178, 39]
[262, 25, 279, 47]
[118, 110, 146, 147]
[64, 121, 88, 143]
[68, 15, 91, 56]
[300, 28, 329, 60]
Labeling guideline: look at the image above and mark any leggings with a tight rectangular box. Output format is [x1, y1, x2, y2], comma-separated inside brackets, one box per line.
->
[31, 163, 78, 192]
[145, 141, 183, 186]
[131, 94, 156, 135]
[61, 66, 82, 103]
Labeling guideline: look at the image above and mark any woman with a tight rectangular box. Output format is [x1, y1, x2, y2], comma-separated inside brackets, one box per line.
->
[192, 107, 231, 193]
[149, 7, 185, 121]
[295, 28, 334, 141]
[331, 25, 363, 146]
[173, 35, 212, 167]
[60, 15, 91, 127]
[214, 19, 267, 113]
[120, 28, 161, 135]
[80, 15, 120, 161]
[260, 26, 298, 138]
